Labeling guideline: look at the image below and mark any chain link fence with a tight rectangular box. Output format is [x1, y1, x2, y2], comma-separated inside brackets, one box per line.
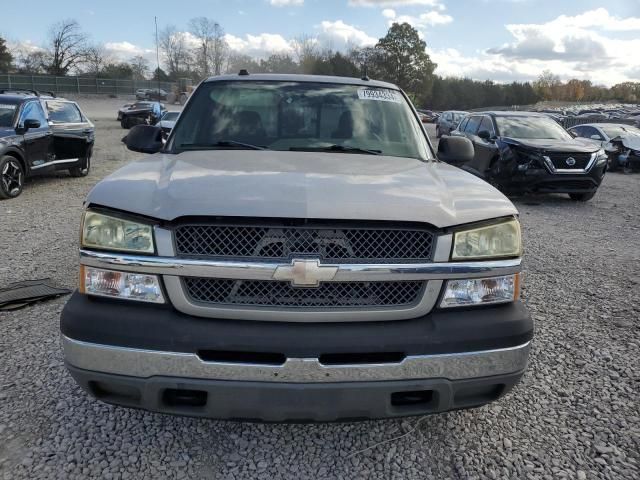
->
[0, 74, 176, 96]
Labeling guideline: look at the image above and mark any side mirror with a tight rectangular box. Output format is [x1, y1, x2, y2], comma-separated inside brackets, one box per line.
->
[122, 125, 163, 154]
[437, 136, 475, 165]
[23, 118, 41, 130]
[477, 129, 492, 141]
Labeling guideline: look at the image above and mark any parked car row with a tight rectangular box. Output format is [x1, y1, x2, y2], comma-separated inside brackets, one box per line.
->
[0, 89, 94, 199]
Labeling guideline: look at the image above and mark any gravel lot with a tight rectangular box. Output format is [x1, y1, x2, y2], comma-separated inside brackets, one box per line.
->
[1, 96, 639, 479]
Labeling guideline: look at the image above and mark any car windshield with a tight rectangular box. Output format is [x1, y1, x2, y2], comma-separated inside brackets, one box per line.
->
[495, 115, 572, 140]
[601, 125, 640, 139]
[0, 102, 18, 127]
[163, 112, 179, 121]
[169, 81, 431, 160]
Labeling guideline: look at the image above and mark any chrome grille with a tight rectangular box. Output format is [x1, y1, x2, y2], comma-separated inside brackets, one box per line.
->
[174, 224, 434, 263]
[546, 152, 592, 170]
[183, 278, 426, 308]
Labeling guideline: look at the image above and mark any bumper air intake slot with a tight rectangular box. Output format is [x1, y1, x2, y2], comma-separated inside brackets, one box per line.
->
[162, 388, 208, 407]
[391, 389, 435, 407]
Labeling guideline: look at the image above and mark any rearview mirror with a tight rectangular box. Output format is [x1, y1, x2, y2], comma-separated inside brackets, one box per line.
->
[477, 129, 492, 141]
[122, 125, 163, 154]
[437, 136, 474, 165]
[23, 118, 41, 130]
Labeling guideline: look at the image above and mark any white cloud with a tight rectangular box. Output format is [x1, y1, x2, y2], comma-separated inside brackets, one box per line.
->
[318, 20, 377, 48]
[386, 10, 452, 27]
[349, 0, 440, 6]
[382, 8, 396, 19]
[269, 0, 304, 6]
[224, 33, 294, 58]
[430, 9, 640, 86]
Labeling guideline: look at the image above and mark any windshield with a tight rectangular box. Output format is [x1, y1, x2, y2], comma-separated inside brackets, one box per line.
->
[170, 81, 431, 160]
[495, 115, 572, 140]
[601, 125, 640, 139]
[162, 112, 179, 121]
[0, 102, 18, 127]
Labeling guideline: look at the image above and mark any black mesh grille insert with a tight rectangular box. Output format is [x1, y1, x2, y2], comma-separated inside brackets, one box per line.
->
[183, 278, 426, 308]
[174, 224, 434, 263]
[546, 152, 592, 170]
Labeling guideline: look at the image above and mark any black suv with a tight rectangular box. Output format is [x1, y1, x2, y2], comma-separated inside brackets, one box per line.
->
[0, 90, 94, 199]
[449, 111, 607, 201]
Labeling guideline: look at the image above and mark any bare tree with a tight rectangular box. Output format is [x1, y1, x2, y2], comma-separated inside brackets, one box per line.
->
[291, 35, 319, 73]
[83, 44, 111, 76]
[46, 19, 89, 75]
[129, 55, 150, 80]
[13, 47, 48, 74]
[158, 25, 191, 78]
[189, 17, 227, 76]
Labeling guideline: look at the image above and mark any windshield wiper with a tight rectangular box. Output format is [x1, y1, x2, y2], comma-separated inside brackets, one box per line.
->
[289, 145, 382, 155]
[179, 140, 268, 150]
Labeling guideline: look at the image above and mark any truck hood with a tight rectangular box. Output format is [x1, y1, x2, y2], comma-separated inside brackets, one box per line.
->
[500, 137, 600, 153]
[86, 151, 517, 228]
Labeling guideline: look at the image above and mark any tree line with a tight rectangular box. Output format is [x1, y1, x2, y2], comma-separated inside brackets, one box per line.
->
[1, 20, 639, 108]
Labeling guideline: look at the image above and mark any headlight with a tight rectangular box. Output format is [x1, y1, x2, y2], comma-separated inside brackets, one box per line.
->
[81, 210, 155, 253]
[440, 274, 520, 308]
[80, 266, 164, 303]
[452, 218, 521, 260]
[595, 148, 608, 164]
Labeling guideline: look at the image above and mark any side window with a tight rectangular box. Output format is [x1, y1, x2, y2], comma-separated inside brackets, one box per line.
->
[583, 126, 603, 140]
[478, 116, 495, 135]
[46, 101, 83, 123]
[464, 116, 482, 134]
[569, 126, 583, 138]
[19, 101, 48, 127]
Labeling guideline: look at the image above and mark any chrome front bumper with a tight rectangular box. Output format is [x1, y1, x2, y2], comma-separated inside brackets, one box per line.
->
[62, 335, 531, 383]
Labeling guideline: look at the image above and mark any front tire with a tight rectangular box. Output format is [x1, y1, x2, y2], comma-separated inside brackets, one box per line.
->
[69, 154, 91, 177]
[569, 191, 597, 201]
[121, 117, 130, 129]
[0, 155, 25, 199]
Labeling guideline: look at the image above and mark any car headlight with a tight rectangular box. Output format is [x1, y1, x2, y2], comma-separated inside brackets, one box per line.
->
[81, 210, 155, 254]
[452, 218, 522, 260]
[440, 274, 520, 308]
[80, 265, 164, 303]
[595, 148, 608, 164]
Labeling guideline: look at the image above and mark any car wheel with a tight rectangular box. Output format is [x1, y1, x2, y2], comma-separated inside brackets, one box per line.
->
[69, 154, 91, 178]
[0, 155, 25, 199]
[121, 118, 130, 129]
[569, 191, 597, 201]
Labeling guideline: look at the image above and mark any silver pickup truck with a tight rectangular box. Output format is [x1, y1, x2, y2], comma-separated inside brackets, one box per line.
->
[60, 73, 532, 422]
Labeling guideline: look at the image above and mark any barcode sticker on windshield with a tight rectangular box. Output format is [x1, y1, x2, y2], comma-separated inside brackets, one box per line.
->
[357, 88, 401, 103]
[0, 104, 17, 110]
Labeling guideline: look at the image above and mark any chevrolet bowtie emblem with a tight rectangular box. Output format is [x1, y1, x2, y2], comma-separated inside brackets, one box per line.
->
[272, 259, 339, 287]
